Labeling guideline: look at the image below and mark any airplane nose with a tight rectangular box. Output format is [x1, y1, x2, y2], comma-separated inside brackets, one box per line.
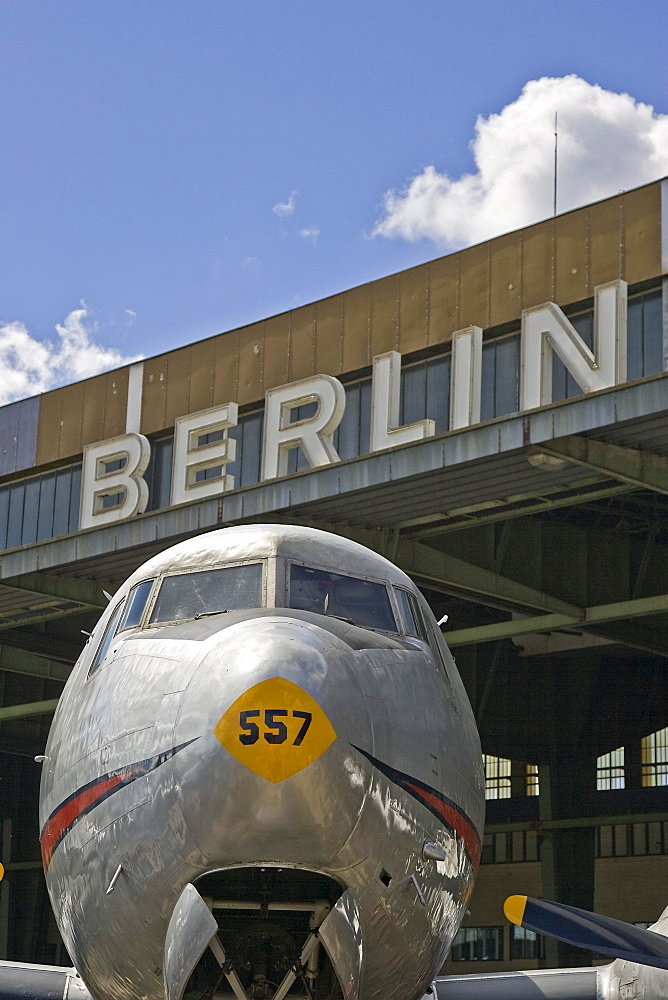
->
[171, 616, 373, 871]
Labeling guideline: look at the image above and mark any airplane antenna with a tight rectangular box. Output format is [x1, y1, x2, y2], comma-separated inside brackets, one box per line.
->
[553, 111, 558, 216]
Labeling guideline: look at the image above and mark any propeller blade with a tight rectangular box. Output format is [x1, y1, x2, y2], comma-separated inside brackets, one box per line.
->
[504, 895, 668, 970]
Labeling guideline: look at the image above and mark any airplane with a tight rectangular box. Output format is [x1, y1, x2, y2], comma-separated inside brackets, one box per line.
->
[1, 524, 667, 1000]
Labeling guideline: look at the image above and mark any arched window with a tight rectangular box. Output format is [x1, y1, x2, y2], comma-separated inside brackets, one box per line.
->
[597, 747, 625, 790]
[483, 755, 511, 799]
[641, 728, 668, 787]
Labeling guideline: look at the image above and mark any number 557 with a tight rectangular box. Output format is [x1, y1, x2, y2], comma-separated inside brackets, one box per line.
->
[239, 709, 312, 746]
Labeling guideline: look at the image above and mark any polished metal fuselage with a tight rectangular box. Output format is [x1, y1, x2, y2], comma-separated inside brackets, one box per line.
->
[39, 525, 484, 1000]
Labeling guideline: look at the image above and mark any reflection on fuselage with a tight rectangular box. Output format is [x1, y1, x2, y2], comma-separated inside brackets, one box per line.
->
[40, 525, 484, 1000]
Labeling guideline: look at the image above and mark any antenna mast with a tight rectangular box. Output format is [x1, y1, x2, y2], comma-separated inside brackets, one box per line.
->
[553, 112, 558, 216]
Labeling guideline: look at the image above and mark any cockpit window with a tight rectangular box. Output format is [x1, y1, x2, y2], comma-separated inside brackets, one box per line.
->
[89, 600, 125, 675]
[149, 562, 263, 624]
[394, 587, 429, 641]
[289, 564, 397, 632]
[117, 579, 154, 632]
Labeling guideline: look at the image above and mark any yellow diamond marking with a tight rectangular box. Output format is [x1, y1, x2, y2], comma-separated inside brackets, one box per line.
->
[213, 676, 337, 783]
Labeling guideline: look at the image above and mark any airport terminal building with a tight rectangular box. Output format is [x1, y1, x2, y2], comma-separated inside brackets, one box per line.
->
[0, 179, 666, 972]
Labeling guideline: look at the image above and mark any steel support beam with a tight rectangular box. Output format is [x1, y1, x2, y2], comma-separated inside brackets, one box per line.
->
[485, 810, 668, 834]
[535, 435, 668, 495]
[405, 480, 634, 537]
[0, 699, 60, 722]
[446, 592, 668, 646]
[0, 646, 71, 683]
[0, 573, 111, 630]
[0, 629, 83, 665]
[308, 523, 583, 617]
[0, 573, 110, 608]
[0, 377, 665, 581]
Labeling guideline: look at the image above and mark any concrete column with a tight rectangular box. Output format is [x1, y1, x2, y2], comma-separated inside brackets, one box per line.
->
[538, 756, 596, 968]
[0, 818, 11, 960]
[625, 736, 643, 791]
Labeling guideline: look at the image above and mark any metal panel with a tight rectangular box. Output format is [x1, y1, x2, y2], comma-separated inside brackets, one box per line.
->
[642, 289, 664, 374]
[400, 363, 428, 425]
[35, 392, 62, 468]
[15, 397, 39, 473]
[213, 329, 240, 405]
[105, 368, 128, 440]
[68, 465, 82, 532]
[334, 382, 362, 459]
[263, 314, 290, 391]
[0, 962, 70, 1000]
[589, 197, 621, 287]
[140, 356, 168, 435]
[370, 274, 399, 355]
[55, 382, 84, 458]
[20, 182, 666, 464]
[428, 254, 459, 347]
[554, 209, 591, 304]
[426, 355, 450, 433]
[494, 335, 520, 417]
[0, 399, 39, 477]
[237, 322, 264, 404]
[36, 473, 55, 542]
[489, 234, 522, 329]
[399, 265, 428, 354]
[288, 304, 316, 381]
[52, 470, 72, 539]
[6, 482, 24, 549]
[0, 404, 21, 480]
[21, 478, 40, 546]
[164, 348, 192, 429]
[434, 969, 599, 1000]
[314, 295, 344, 375]
[342, 283, 371, 373]
[188, 339, 216, 414]
[521, 219, 554, 308]
[4, 374, 666, 580]
[81, 375, 103, 451]
[145, 437, 174, 511]
[459, 243, 490, 329]
[238, 411, 263, 487]
[163, 884, 219, 1000]
[623, 183, 662, 285]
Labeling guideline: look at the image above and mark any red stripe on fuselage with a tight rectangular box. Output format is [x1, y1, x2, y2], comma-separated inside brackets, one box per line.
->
[405, 780, 481, 869]
[40, 772, 135, 867]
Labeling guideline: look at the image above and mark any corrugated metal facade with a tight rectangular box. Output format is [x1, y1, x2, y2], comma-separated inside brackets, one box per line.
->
[16, 179, 662, 470]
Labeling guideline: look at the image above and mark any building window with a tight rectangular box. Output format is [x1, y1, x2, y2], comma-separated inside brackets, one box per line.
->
[451, 927, 504, 962]
[483, 755, 511, 799]
[597, 822, 668, 858]
[0, 464, 81, 549]
[627, 288, 664, 379]
[642, 728, 668, 787]
[481, 333, 520, 420]
[597, 747, 625, 789]
[551, 309, 593, 402]
[481, 830, 539, 865]
[526, 764, 539, 796]
[510, 925, 544, 960]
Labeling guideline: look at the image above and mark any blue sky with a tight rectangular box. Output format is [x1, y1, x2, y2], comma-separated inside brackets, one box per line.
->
[0, 1, 667, 401]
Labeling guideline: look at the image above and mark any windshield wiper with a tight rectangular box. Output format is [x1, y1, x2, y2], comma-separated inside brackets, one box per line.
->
[194, 609, 230, 619]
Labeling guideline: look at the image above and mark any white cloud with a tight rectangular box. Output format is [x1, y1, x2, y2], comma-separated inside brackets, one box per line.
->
[373, 75, 668, 249]
[299, 226, 320, 243]
[125, 308, 137, 324]
[272, 191, 297, 218]
[0, 303, 143, 406]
